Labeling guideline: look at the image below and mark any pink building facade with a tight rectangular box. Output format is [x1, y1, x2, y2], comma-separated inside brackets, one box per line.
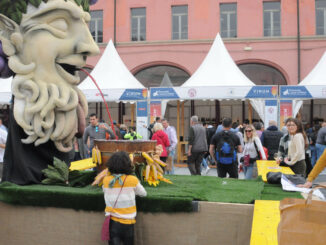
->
[87, 0, 326, 124]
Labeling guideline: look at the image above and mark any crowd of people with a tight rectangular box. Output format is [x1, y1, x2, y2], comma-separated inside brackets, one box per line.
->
[187, 115, 326, 185]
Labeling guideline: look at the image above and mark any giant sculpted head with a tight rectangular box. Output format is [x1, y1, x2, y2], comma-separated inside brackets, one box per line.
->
[0, 0, 99, 152]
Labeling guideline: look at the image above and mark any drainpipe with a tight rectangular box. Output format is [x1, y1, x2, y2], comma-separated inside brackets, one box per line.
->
[114, 0, 117, 46]
[297, 0, 301, 82]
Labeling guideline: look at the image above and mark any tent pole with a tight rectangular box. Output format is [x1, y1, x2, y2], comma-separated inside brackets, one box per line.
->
[215, 100, 220, 124]
[242, 101, 245, 123]
[248, 101, 252, 124]
[100, 103, 103, 122]
[310, 100, 314, 126]
[177, 101, 180, 164]
[181, 101, 185, 139]
[190, 100, 195, 116]
[131, 103, 135, 127]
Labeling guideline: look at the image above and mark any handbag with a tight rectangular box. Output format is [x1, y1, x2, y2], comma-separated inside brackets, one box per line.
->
[243, 154, 250, 167]
[277, 184, 326, 245]
[101, 176, 127, 241]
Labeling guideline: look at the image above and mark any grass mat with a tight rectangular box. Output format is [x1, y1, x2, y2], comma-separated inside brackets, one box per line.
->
[261, 183, 303, 200]
[0, 175, 301, 212]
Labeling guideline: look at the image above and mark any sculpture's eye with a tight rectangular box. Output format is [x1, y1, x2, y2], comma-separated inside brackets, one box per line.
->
[49, 18, 68, 32]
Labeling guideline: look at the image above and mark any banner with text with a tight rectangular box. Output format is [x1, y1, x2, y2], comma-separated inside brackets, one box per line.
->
[264, 100, 278, 128]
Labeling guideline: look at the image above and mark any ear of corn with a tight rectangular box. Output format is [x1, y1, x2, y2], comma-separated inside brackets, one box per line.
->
[141, 151, 172, 187]
[96, 147, 102, 165]
[92, 148, 98, 163]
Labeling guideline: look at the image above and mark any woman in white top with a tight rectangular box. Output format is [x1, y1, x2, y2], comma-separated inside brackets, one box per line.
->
[283, 118, 307, 175]
[242, 125, 267, 179]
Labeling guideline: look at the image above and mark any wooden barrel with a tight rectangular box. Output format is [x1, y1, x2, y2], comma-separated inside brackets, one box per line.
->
[94, 140, 157, 170]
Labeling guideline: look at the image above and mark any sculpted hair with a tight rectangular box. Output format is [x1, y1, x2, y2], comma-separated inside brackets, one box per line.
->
[0, 0, 94, 24]
[106, 151, 133, 175]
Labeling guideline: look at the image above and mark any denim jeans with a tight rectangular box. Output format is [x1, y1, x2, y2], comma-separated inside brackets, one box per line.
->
[316, 143, 326, 162]
[310, 145, 317, 167]
[244, 164, 254, 179]
[165, 149, 175, 174]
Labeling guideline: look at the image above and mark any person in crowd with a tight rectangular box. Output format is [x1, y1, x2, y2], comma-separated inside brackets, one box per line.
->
[276, 118, 307, 176]
[281, 119, 288, 135]
[0, 118, 7, 132]
[187, 116, 207, 175]
[315, 121, 326, 161]
[124, 127, 143, 140]
[162, 119, 178, 174]
[241, 124, 267, 179]
[112, 120, 122, 139]
[151, 123, 170, 162]
[83, 114, 115, 157]
[0, 127, 7, 181]
[200, 123, 215, 175]
[261, 120, 284, 160]
[253, 121, 264, 138]
[306, 123, 320, 167]
[297, 149, 326, 188]
[232, 122, 245, 171]
[210, 117, 242, 179]
[145, 117, 161, 139]
[69, 137, 87, 162]
[119, 124, 128, 139]
[102, 151, 147, 244]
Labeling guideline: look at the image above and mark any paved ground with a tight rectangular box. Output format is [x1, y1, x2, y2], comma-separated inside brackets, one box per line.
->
[172, 163, 245, 179]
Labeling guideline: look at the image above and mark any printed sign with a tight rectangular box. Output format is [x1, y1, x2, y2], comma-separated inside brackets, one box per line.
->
[150, 87, 179, 99]
[264, 100, 278, 128]
[136, 101, 148, 117]
[245, 86, 278, 98]
[150, 101, 161, 123]
[280, 100, 292, 128]
[279, 86, 312, 99]
[119, 89, 148, 100]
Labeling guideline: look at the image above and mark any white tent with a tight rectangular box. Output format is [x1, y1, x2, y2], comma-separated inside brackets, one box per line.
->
[289, 51, 326, 117]
[181, 33, 255, 88]
[0, 77, 12, 104]
[151, 33, 275, 122]
[79, 40, 146, 102]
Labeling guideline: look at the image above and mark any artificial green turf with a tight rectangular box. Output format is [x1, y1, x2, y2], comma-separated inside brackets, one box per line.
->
[0, 174, 302, 213]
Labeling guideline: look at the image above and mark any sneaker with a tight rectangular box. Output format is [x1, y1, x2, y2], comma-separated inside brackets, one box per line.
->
[205, 166, 210, 175]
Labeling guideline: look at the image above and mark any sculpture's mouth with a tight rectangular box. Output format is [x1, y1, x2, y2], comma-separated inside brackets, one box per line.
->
[59, 63, 79, 76]
[55, 56, 85, 85]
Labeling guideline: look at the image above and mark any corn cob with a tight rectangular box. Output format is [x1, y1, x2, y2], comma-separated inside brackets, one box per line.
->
[151, 165, 158, 180]
[96, 147, 102, 164]
[92, 148, 97, 163]
[154, 158, 167, 167]
[142, 152, 154, 164]
[129, 153, 134, 162]
[154, 162, 164, 174]
[145, 165, 150, 180]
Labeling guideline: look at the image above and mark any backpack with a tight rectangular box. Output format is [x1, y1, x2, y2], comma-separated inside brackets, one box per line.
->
[215, 131, 237, 164]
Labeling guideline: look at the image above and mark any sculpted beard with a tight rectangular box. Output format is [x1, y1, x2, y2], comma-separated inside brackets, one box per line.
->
[11, 56, 88, 152]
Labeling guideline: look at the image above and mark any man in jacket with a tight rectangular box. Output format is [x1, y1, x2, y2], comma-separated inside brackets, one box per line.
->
[187, 116, 207, 175]
[261, 120, 284, 160]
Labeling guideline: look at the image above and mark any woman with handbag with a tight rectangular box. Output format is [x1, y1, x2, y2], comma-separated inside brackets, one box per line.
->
[242, 125, 267, 179]
[282, 118, 307, 176]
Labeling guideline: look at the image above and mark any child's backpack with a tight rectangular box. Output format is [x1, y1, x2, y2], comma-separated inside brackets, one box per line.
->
[215, 131, 236, 164]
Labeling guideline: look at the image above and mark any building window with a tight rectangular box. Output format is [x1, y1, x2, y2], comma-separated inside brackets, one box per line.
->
[172, 5, 188, 40]
[316, 0, 326, 35]
[238, 63, 287, 85]
[263, 2, 281, 37]
[220, 3, 237, 38]
[135, 65, 190, 87]
[89, 10, 103, 43]
[131, 8, 146, 41]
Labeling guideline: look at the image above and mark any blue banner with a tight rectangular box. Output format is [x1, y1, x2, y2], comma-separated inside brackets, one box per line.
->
[150, 87, 179, 99]
[279, 86, 312, 98]
[245, 86, 278, 98]
[119, 89, 148, 100]
[137, 101, 148, 117]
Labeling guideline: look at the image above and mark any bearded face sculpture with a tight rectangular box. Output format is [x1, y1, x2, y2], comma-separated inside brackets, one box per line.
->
[0, 0, 99, 152]
[0, 0, 99, 184]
